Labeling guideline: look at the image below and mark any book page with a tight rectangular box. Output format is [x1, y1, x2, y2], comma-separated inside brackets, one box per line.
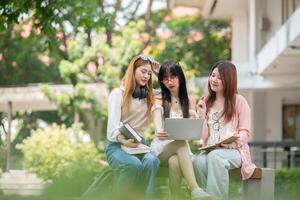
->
[121, 143, 151, 154]
[218, 135, 239, 145]
[119, 123, 142, 143]
[125, 123, 142, 141]
[198, 135, 239, 151]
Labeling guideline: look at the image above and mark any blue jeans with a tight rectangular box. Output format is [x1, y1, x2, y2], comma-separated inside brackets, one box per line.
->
[193, 149, 241, 200]
[105, 141, 160, 196]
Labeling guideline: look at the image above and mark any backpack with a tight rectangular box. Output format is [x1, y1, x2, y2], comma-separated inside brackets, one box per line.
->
[82, 168, 116, 199]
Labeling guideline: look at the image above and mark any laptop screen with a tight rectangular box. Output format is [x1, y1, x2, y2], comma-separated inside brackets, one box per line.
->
[164, 118, 203, 140]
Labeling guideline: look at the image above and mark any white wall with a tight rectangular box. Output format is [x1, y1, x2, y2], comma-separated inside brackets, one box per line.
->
[249, 88, 300, 141]
[232, 12, 249, 63]
[264, 0, 282, 43]
[265, 90, 282, 141]
[251, 91, 267, 141]
[248, 0, 265, 57]
[241, 87, 300, 142]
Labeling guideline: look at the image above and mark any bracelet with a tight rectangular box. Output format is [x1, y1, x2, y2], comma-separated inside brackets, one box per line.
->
[117, 134, 125, 144]
[116, 134, 122, 143]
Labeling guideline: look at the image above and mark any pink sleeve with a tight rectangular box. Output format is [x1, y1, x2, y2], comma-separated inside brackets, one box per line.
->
[236, 95, 251, 135]
[235, 95, 256, 180]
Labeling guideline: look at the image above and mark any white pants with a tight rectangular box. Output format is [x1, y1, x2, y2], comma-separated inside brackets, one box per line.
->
[193, 149, 241, 200]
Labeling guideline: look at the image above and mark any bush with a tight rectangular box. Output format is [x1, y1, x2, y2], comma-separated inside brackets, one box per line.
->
[0, 145, 5, 170]
[17, 124, 105, 181]
[228, 168, 300, 200]
[275, 168, 300, 200]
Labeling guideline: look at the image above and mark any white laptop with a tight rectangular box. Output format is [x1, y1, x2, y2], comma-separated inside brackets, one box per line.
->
[164, 118, 203, 140]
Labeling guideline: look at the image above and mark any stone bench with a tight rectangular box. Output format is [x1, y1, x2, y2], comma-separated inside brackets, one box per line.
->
[0, 170, 48, 196]
[229, 167, 275, 200]
[156, 166, 275, 200]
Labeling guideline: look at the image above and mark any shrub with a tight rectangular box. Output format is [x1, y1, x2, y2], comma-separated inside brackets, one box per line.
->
[0, 146, 5, 170]
[17, 124, 105, 181]
[275, 168, 300, 200]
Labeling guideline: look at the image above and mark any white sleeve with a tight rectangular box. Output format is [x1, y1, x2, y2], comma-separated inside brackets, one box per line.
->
[107, 88, 123, 142]
[152, 103, 164, 133]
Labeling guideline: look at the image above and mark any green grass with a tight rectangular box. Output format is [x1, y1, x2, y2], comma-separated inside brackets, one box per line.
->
[2, 168, 300, 200]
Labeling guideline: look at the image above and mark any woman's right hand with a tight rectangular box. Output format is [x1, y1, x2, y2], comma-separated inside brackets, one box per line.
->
[156, 130, 169, 140]
[121, 139, 139, 148]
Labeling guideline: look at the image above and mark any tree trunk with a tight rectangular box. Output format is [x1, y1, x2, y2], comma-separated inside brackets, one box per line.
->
[5, 101, 12, 172]
[100, 0, 122, 46]
[140, 0, 171, 52]
[145, 0, 154, 32]
[74, 112, 80, 124]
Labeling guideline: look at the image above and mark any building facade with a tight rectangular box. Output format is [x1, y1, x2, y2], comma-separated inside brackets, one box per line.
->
[171, 0, 300, 167]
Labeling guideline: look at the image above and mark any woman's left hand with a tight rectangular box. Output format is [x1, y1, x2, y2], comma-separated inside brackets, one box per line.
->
[151, 61, 160, 76]
[156, 130, 168, 140]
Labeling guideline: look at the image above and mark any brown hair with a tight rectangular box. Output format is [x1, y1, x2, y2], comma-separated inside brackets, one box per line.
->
[122, 56, 154, 114]
[206, 60, 237, 123]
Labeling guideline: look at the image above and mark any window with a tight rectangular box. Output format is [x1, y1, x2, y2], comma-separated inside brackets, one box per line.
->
[282, 0, 300, 24]
[283, 105, 300, 140]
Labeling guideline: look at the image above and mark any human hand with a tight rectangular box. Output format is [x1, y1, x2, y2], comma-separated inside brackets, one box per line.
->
[194, 139, 204, 148]
[189, 110, 200, 119]
[151, 61, 160, 76]
[220, 142, 241, 149]
[156, 130, 168, 140]
[121, 139, 139, 148]
[197, 96, 207, 120]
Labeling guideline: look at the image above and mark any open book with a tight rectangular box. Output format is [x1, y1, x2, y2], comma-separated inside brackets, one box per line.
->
[121, 143, 151, 154]
[119, 123, 142, 143]
[198, 135, 239, 151]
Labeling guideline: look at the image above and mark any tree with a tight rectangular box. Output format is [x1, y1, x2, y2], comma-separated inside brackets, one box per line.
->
[151, 15, 231, 77]
[42, 20, 149, 125]
[0, 0, 112, 86]
[0, 1, 231, 148]
[0, 24, 62, 86]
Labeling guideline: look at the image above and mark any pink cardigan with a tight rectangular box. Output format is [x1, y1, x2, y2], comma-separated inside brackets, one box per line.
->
[202, 94, 256, 180]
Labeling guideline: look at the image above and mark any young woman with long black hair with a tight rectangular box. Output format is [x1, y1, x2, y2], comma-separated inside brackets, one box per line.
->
[151, 60, 211, 200]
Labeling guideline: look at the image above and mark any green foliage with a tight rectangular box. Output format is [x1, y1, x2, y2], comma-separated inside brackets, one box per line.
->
[112, 20, 148, 79]
[41, 20, 148, 123]
[0, 0, 112, 87]
[0, 25, 62, 86]
[0, 145, 5, 170]
[275, 168, 300, 200]
[152, 16, 231, 77]
[0, 0, 111, 46]
[228, 168, 300, 200]
[10, 111, 67, 152]
[16, 124, 105, 180]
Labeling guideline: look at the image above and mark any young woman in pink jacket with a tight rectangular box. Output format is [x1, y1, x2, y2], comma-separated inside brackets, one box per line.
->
[193, 60, 256, 200]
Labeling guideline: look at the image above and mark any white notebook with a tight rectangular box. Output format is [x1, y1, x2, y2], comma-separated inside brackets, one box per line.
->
[121, 143, 151, 154]
[199, 135, 239, 151]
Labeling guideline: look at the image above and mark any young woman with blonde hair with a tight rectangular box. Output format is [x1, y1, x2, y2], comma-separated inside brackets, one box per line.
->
[105, 55, 160, 197]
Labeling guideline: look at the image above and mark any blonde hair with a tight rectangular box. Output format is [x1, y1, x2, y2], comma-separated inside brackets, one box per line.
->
[122, 55, 154, 114]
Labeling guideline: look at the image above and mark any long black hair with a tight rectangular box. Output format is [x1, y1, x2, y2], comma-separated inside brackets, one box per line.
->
[158, 60, 189, 118]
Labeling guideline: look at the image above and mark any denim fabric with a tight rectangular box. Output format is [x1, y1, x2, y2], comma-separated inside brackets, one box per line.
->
[105, 141, 160, 196]
[193, 149, 241, 200]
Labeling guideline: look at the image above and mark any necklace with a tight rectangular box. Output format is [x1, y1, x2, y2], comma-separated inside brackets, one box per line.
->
[172, 96, 179, 104]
